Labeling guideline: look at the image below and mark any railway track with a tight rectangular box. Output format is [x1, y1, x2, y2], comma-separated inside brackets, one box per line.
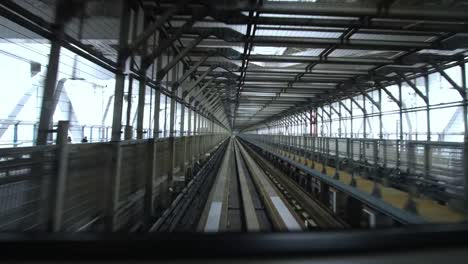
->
[198, 137, 344, 232]
[242, 139, 348, 229]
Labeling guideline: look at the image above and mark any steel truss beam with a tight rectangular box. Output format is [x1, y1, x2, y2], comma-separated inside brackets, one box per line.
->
[129, 0, 189, 52]
[431, 63, 466, 97]
[377, 81, 401, 107]
[246, 1, 468, 21]
[339, 101, 351, 114]
[142, 19, 198, 69]
[329, 103, 341, 117]
[142, 10, 209, 69]
[174, 53, 212, 88]
[157, 35, 205, 80]
[218, 16, 468, 34]
[397, 72, 428, 104]
[183, 69, 215, 99]
[356, 85, 381, 110]
[175, 28, 448, 51]
[350, 96, 366, 114]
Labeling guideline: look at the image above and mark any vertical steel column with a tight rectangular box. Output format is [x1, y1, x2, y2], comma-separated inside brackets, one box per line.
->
[349, 101, 356, 186]
[36, 1, 66, 145]
[425, 72, 431, 142]
[168, 65, 178, 195]
[136, 14, 150, 140]
[146, 53, 162, 228]
[162, 67, 168, 137]
[424, 73, 431, 186]
[461, 62, 468, 213]
[362, 96, 367, 162]
[192, 109, 198, 163]
[372, 139, 381, 198]
[136, 78, 146, 139]
[197, 110, 202, 160]
[180, 104, 187, 178]
[211, 117, 215, 148]
[283, 121, 287, 154]
[288, 118, 293, 158]
[311, 115, 316, 169]
[106, 0, 131, 231]
[111, 2, 131, 142]
[399, 81, 416, 212]
[326, 134, 330, 175]
[124, 77, 133, 140]
[188, 108, 192, 136]
[398, 83, 403, 170]
[339, 103, 342, 138]
[350, 100, 354, 139]
[336, 103, 342, 179]
[180, 105, 185, 137]
[379, 89, 383, 140]
[321, 108, 327, 174]
[200, 113, 204, 154]
[379, 86, 388, 186]
[334, 136, 340, 179]
[329, 105, 332, 137]
[153, 65, 162, 139]
[202, 113, 207, 153]
[148, 86, 153, 137]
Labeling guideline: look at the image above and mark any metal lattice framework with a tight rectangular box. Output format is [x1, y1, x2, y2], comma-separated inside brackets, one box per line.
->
[2, 0, 468, 133]
[159, 0, 468, 130]
[0, 0, 468, 232]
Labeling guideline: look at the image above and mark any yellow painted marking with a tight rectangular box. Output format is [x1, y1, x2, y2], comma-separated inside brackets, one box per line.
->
[286, 153, 465, 223]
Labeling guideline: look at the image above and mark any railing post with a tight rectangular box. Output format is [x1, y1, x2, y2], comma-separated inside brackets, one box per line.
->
[322, 138, 328, 174]
[186, 109, 193, 181]
[105, 142, 122, 231]
[334, 138, 340, 179]
[144, 138, 155, 228]
[311, 135, 316, 169]
[13, 122, 19, 147]
[181, 105, 187, 180]
[50, 120, 69, 231]
[349, 139, 357, 186]
[372, 140, 381, 198]
[33, 123, 38, 145]
[197, 112, 202, 161]
[303, 135, 308, 166]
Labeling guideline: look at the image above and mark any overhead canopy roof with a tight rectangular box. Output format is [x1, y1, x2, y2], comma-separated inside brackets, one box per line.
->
[6, 0, 468, 130]
[159, 0, 468, 129]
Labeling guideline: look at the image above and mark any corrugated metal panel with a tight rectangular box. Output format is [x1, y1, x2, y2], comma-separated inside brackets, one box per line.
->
[351, 33, 436, 42]
[259, 25, 347, 31]
[417, 49, 468, 56]
[314, 63, 376, 71]
[204, 56, 243, 66]
[329, 49, 402, 59]
[260, 13, 357, 20]
[256, 29, 341, 38]
[12, 0, 56, 23]
[192, 21, 247, 35]
[249, 61, 308, 68]
[285, 48, 325, 56]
